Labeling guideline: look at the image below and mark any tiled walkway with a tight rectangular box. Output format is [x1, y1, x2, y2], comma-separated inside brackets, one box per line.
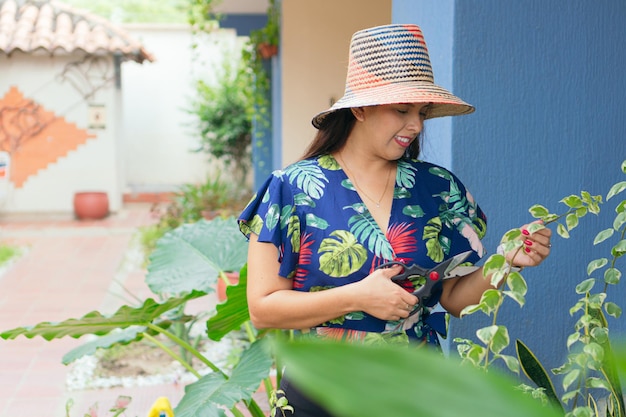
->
[0, 204, 263, 416]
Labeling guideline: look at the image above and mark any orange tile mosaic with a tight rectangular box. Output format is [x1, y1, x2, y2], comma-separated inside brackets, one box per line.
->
[0, 85, 96, 188]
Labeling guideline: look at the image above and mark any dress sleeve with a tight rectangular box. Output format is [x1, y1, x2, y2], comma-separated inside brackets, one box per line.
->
[238, 171, 302, 279]
[438, 167, 488, 262]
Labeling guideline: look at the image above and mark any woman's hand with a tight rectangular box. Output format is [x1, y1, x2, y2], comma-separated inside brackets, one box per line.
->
[505, 220, 553, 268]
[352, 265, 419, 321]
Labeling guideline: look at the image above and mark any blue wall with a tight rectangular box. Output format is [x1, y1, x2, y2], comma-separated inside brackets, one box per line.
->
[394, 0, 626, 385]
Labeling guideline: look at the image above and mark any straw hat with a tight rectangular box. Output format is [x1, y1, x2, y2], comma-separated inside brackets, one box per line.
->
[312, 24, 475, 128]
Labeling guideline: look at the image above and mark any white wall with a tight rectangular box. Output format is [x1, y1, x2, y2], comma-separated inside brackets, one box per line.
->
[0, 53, 121, 212]
[120, 24, 245, 193]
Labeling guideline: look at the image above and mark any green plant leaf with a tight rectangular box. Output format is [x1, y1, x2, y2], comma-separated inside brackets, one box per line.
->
[607, 181, 626, 201]
[614, 211, 626, 231]
[478, 289, 503, 314]
[501, 228, 523, 242]
[476, 325, 510, 354]
[561, 195, 583, 208]
[496, 353, 520, 373]
[483, 254, 505, 278]
[566, 213, 579, 230]
[583, 342, 605, 367]
[590, 326, 608, 344]
[146, 217, 249, 294]
[563, 368, 581, 391]
[62, 326, 145, 365]
[206, 266, 250, 341]
[529, 204, 550, 218]
[575, 206, 588, 218]
[0, 291, 205, 341]
[576, 278, 596, 294]
[503, 289, 526, 308]
[587, 308, 626, 415]
[605, 302, 622, 318]
[174, 340, 272, 417]
[612, 239, 626, 258]
[594, 228, 615, 245]
[587, 258, 608, 276]
[604, 267, 621, 285]
[505, 271, 528, 307]
[557, 223, 570, 238]
[586, 377, 611, 391]
[516, 340, 563, 411]
[567, 332, 580, 349]
[274, 338, 562, 417]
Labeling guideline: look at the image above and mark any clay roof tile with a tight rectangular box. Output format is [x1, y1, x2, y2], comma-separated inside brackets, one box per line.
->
[0, 0, 154, 63]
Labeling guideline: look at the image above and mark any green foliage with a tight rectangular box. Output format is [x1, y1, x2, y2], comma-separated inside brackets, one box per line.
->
[187, 0, 222, 33]
[273, 337, 563, 417]
[174, 340, 272, 417]
[188, 0, 279, 134]
[456, 159, 626, 417]
[0, 217, 272, 417]
[137, 175, 251, 265]
[62, 0, 188, 23]
[0, 243, 20, 266]
[189, 58, 253, 185]
[146, 217, 248, 295]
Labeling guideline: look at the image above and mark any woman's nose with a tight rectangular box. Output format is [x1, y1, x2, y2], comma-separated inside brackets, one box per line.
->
[406, 114, 424, 132]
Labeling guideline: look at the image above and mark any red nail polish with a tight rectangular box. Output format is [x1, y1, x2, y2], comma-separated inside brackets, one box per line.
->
[522, 229, 530, 236]
[525, 247, 531, 253]
[524, 240, 533, 246]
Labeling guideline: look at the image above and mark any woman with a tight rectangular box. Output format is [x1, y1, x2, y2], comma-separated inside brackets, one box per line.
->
[238, 24, 551, 416]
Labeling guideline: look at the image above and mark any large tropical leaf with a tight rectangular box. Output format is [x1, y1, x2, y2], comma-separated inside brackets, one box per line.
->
[174, 340, 272, 417]
[146, 217, 249, 294]
[516, 339, 563, 412]
[206, 265, 250, 341]
[0, 291, 205, 341]
[274, 338, 562, 417]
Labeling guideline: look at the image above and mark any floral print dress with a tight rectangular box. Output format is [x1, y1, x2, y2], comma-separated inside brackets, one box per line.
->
[238, 154, 487, 347]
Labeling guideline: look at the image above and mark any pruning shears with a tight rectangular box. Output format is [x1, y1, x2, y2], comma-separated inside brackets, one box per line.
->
[377, 251, 476, 317]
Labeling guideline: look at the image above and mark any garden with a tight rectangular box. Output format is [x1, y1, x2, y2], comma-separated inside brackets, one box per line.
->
[0, 1, 624, 416]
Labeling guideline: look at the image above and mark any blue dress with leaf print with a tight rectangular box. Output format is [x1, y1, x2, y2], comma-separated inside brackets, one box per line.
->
[238, 154, 487, 347]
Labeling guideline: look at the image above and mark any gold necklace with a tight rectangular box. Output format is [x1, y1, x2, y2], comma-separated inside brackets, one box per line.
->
[337, 153, 393, 208]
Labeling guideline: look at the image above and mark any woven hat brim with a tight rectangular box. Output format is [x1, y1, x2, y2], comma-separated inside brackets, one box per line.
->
[312, 82, 474, 129]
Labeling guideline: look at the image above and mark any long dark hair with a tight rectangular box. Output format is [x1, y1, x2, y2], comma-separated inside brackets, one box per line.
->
[301, 108, 423, 160]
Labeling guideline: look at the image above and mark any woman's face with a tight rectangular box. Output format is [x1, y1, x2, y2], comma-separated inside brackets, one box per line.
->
[355, 103, 428, 159]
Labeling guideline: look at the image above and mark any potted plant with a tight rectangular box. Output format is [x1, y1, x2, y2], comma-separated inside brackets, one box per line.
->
[250, 0, 280, 59]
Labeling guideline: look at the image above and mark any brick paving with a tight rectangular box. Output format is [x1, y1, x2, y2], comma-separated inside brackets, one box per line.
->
[0, 204, 269, 417]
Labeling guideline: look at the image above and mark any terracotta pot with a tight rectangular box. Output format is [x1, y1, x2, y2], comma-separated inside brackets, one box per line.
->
[73, 191, 109, 220]
[217, 272, 240, 301]
[257, 43, 278, 59]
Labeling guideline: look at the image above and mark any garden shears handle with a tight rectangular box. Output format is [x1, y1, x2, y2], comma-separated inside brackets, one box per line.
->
[377, 251, 475, 316]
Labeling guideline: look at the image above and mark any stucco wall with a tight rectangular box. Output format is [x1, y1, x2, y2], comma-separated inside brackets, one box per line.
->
[0, 53, 121, 212]
[120, 25, 246, 193]
[280, 0, 392, 167]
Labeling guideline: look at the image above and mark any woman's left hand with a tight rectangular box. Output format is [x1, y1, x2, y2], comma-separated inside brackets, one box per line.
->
[505, 220, 552, 268]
